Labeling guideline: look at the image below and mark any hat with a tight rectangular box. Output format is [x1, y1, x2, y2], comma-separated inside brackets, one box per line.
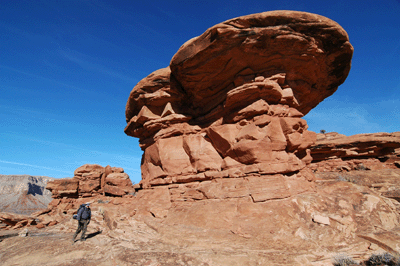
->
[85, 202, 91, 206]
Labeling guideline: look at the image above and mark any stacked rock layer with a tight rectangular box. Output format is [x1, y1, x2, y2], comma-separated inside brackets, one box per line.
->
[310, 132, 400, 172]
[46, 164, 134, 198]
[125, 11, 353, 193]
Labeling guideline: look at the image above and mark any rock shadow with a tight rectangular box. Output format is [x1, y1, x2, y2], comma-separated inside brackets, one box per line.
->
[28, 183, 43, 196]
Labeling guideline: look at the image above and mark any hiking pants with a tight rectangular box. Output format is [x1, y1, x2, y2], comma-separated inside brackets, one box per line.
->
[73, 219, 89, 240]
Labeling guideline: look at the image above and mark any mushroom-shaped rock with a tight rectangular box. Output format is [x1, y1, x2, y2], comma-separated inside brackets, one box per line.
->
[124, 11, 352, 189]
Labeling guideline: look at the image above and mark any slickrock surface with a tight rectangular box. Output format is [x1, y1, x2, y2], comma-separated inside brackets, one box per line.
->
[309, 131, 400, 219]
[0, 175, 54, 215]
[1, 174, 400, 265]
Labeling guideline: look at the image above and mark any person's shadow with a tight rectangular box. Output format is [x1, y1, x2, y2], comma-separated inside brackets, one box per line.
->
[85, 230, 102, 239]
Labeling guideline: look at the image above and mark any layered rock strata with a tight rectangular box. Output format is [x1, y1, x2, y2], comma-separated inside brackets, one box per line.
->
[310, 132, 400, 172]
[124, 11, 353, 191]
[46, 164, 134, 198]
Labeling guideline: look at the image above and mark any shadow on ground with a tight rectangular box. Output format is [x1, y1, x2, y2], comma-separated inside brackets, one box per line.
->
[86, 230, 102, 239]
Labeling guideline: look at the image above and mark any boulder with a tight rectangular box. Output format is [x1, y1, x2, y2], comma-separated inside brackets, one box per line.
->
[170, 11, 352, 117]
[0, 212, 35, 227]
[103, 185, 126, 197]
[46, 178, 79, 198]
[105, 173, 131, 187]
[74, 164, 104, 176]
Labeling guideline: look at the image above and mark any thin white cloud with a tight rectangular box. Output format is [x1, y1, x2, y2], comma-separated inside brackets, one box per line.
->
[59, 49, 136, 83]
[0, 131, 142, 162]
[0, 64, 93, 94]
[0, 160, 70, 174]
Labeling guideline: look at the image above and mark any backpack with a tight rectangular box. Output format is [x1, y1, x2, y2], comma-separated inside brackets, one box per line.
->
[74, 204, 89, 220]
[81, 206, 91, 220]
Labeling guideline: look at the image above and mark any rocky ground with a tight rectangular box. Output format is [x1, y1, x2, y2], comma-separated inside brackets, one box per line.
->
[1, 168, 400, 266]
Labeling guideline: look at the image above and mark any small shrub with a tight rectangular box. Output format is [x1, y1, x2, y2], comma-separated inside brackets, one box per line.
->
[332, 253, 358, 266]
[337, 175, 357, 184]
[366, 252, 400, 266]
[355, 163, 367, 171]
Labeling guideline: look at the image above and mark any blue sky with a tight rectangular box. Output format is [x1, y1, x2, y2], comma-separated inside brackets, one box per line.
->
[1, 0, 399, 183]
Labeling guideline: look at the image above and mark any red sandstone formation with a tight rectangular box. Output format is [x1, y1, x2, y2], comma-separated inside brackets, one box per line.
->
[43, 164, 134, 223]
[3, 13, 400, 264]
[46, 164, 134, 199]
[120, 14, 399, 258]
[124, 11, 353, 192]
[0, 164, 134, 230]
[309, 132, 400, 172]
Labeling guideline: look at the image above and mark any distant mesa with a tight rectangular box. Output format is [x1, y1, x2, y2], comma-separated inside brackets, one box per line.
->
[0, 175, 54, 215]
[124, 10, 353, 190]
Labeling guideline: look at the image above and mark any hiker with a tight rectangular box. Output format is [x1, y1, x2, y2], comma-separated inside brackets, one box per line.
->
[72, 202, 91, 243]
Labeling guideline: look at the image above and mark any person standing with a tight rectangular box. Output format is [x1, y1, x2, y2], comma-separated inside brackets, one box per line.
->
[72, 202, 91, 243]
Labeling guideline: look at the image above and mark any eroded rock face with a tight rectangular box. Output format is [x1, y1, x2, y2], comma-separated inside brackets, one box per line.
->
[125, 11, 353, 190]
[310, 132, 400, 172]
[46, 164, 134, 199]
[5, 164, 136, 230]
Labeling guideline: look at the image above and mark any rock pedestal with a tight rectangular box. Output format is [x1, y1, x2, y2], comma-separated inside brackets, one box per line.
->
[125, 10, 353, 194]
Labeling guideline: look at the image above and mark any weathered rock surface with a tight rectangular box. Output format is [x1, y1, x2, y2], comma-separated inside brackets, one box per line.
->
[0, 175, 54, 215]
[169, 11, 353, 117]
[1, 174, 399, 265]
[309, 132, 400, 172]
[0, 212, 36, 228]
[46, 164, 134, 199]
[36, 164, 135, 227]
[125, 11, 353, 190]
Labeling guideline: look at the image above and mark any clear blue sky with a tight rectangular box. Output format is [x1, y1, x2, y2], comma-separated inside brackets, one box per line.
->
[1, 0, 399, 183]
